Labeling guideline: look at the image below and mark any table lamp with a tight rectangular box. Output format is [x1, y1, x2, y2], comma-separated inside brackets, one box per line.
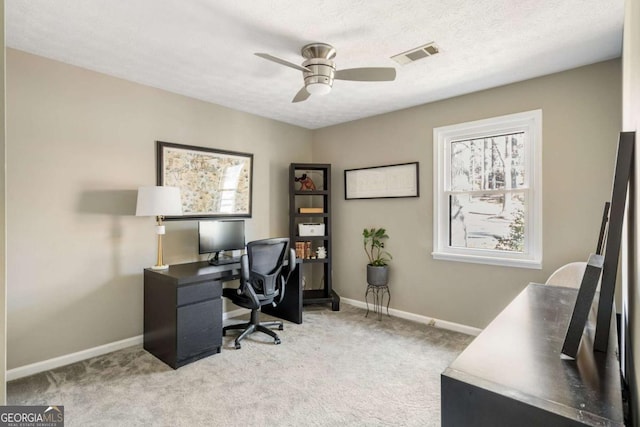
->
[136, 186, 182, 270]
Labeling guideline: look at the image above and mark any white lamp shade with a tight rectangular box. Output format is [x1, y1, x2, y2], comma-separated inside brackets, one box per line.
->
[136, 186, 183, 217]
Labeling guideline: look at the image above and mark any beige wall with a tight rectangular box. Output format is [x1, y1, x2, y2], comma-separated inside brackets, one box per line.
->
[1, 0, 7, 404]
[3, 47, 624, 375]
[313, 60, 621, 328]
[623, 0, 640, 422]
[5, 49, 312, 369]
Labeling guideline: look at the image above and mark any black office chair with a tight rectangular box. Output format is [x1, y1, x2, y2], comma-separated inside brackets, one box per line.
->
[222, 237, 296, 349]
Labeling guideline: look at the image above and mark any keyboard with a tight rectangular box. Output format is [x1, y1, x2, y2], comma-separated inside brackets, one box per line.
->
[209, 257, 241, 266]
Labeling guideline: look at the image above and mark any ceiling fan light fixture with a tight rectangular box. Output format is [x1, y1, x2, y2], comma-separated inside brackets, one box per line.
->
[306, 82, 332, 95]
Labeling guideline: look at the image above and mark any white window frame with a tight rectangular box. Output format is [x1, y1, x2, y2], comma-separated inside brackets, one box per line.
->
[432, 110, 542, 269]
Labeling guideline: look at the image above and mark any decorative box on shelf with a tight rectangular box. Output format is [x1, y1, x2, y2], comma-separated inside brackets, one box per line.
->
[299, 207, 324, 214]
[298, 223, 325, 236]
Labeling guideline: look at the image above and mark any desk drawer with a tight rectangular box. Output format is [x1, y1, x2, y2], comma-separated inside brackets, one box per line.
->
[177, 299, 222, 361]
[177, 280, 222, 306]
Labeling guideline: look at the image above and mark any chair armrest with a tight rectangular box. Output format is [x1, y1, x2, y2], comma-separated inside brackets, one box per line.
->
[240, 254, 250, 284]
[289, 248, 296, 273]
[283, 247, 296, 282]
[239, 254, 260, 307]
[275, 248, 296, 305]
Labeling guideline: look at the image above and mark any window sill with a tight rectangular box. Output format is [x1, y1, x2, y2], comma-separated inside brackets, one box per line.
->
[432, 251, 542, 269]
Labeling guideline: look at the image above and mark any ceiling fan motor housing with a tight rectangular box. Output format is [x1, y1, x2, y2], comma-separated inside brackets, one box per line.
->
[302, 58, 335, 89]
[300, 43, 336, 93]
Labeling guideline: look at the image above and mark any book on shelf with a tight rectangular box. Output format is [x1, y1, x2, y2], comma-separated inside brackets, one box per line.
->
[295, 241, 304, 259]
[295, 241, 316, 259]
[299, 207, 324, 214]
[305, 241, 311, 259]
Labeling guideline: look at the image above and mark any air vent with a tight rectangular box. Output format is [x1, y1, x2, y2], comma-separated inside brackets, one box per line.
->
[391, 42, 439, 65]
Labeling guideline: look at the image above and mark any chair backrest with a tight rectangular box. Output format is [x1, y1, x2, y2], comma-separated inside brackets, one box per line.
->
[245, 238, 290, 298]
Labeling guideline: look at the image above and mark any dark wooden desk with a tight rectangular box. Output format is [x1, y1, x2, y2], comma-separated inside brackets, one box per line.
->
[144, 260, 302, 368]
[441, 283, 624, 426]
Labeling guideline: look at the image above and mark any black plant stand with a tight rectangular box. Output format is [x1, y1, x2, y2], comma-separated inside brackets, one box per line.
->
[365, 284, 390, 320]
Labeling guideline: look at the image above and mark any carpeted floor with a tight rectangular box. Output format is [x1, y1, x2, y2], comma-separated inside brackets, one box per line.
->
[8, 304, 474, 426]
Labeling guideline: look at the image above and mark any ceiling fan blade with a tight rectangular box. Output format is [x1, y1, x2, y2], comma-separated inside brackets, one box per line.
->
[255, 53, 311, 73]
[335, 67, 396, 82]
[292, 87, 310, 103]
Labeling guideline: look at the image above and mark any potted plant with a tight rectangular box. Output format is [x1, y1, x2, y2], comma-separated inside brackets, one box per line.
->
[363, 227, 392, 286]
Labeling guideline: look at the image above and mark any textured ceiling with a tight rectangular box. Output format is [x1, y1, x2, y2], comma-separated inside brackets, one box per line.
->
[6, 0, 624, 129]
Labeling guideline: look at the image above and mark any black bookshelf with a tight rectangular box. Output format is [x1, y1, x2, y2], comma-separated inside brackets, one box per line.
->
[289, 163, 340, 311]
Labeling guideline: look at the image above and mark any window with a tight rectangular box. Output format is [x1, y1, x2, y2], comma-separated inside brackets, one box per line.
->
[218, 164, 243, 213]
[433, 110, 542, 269]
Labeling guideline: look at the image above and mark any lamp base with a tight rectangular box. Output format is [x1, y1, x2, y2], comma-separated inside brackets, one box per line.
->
[150, 264, 169, 270]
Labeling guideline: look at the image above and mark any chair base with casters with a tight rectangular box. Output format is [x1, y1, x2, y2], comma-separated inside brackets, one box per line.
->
[222, 303, 284, 349]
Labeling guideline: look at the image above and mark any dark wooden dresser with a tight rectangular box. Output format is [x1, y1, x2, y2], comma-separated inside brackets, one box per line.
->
[441, 283, 624, 426]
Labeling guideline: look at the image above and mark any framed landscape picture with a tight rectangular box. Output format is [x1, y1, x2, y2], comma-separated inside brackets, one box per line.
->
[156, 141, 253, 219]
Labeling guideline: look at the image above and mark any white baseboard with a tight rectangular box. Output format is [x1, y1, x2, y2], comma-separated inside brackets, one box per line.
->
[341, 297, 482, 336]
[7, 309, 251, 381]
[7, 304, 477, 381]
[6, 335, 144, 381]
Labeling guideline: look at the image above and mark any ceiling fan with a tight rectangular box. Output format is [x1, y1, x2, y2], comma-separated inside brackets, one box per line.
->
[255, 42, 396, 103]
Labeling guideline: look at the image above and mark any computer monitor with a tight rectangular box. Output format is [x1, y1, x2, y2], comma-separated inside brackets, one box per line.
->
[198, 220, 245, 264]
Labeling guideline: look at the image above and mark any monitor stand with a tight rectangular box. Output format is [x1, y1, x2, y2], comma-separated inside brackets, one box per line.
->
[208, 251, 239, 266]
